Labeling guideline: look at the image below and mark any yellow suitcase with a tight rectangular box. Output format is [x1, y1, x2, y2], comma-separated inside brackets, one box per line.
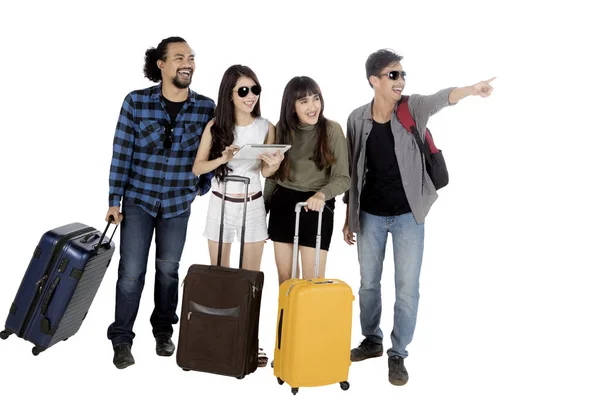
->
[272, 202, 354, 395]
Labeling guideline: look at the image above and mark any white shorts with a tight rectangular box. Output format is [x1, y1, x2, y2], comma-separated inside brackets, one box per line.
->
[203, 191, 268, 243]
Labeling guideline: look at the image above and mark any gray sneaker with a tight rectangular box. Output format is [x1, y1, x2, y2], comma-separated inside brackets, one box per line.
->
[350, 338, 383, 362]
[388, 355, 409, 386]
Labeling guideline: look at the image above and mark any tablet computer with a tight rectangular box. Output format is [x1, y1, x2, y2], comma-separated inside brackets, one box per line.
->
[233, 144, 291, 160]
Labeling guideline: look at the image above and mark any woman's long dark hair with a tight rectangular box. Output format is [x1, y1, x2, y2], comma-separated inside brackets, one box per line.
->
[210, 65, 262, 182]
[275, 76, 335, 182]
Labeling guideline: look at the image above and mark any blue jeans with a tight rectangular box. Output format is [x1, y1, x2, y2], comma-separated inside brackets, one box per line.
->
[357, 211, 425, 358]
[107, 204, 191, 347]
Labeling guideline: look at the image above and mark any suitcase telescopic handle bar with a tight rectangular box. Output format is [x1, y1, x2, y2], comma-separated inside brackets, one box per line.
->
[94, 215, 119, 255]
[218, 175, 251, 269]
[292, 202, 323, 279]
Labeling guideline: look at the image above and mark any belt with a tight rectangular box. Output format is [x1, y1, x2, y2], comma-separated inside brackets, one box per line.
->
[213, 191, 262, 203]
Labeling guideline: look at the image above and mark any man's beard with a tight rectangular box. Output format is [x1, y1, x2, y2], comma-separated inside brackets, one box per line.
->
[172, 75, 192, 89]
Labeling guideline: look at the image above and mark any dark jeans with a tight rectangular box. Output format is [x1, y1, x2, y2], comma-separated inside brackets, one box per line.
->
[107, 204, 191, 347]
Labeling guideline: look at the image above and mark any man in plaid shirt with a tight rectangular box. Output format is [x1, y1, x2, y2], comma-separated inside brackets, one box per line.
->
[104, 36, 215, 369]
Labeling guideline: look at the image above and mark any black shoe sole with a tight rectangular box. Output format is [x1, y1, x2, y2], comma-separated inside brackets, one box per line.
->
[350, 350, 383, 362]
[389, 377, 408, 386]
[114, 359, 135, 369]
[156, 349, 175, 357]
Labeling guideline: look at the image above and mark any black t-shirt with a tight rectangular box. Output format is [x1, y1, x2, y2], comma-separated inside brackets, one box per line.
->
[360, 120, 411, 216]
[162, 96, 186, 124]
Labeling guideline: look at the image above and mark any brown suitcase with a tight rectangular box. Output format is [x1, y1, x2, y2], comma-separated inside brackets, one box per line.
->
[176, 175, 264, 379]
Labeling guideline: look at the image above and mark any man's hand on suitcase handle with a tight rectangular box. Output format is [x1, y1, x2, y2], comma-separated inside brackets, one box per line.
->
[105, 206, 123, 224]
[305, 192, 325, 212]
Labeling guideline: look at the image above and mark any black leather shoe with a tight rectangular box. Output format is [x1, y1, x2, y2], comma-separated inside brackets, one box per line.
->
[155, 336, 175, 357]
[113, 343, 135, 369]
[388, 355, 409, 386]
[350, 338, 384, 362]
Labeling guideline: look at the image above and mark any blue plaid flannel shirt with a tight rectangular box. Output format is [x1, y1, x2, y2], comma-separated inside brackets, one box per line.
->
[108, 84, 215, 219]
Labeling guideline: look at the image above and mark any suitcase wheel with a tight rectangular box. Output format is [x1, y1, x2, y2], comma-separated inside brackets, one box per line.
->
[291, 388, 298, 395]
[0, 330, 11, 340]
[340, 381, 350, 391]
[182, 368, 190, 372]
[277, 377, 284, 385]
[32, 346, 44, 356]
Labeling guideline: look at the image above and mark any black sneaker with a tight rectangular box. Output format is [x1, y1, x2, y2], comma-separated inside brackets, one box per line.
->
[113, 343, 135, 369]
[155, 336, 175, 356]
[350, 338, 383, 362]
[388, 355, 409, 386]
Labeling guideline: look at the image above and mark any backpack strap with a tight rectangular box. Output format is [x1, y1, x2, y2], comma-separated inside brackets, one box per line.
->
[395, 95, 439, 154]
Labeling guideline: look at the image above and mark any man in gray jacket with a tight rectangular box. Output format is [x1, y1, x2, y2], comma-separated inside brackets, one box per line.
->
[342, 48, 494, 386]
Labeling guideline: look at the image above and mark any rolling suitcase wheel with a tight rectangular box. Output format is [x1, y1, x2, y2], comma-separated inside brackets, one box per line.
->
[32, 346, 44, 356]
[0, 330, 11, 340]
[340, 381, 350, 390]
[277, 377, 284, 385]
[291, 388, 298, 395]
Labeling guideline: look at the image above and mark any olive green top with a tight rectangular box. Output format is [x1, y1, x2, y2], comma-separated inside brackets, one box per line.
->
[264, 120, 350, 203]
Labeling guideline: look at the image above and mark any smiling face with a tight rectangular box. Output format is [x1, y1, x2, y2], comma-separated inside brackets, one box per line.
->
[158, 42, 195, 89]
[294, 92, 321, 126]
[371, 61, 406, 102]
[232, 76, 260, 114]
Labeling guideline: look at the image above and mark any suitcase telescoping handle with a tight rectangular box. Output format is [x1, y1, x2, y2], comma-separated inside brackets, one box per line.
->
[94, 215, 119, 255]
[291, 202, 323, 279]
[217, 175, 250, 269]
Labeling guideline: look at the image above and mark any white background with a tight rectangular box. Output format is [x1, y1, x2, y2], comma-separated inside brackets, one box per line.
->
[0, 0, 598, 398]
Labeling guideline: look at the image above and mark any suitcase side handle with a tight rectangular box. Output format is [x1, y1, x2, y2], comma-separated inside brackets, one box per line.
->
[40, 276, 60, 316]
[217, 175, 250, 269]
[291, 202, 323, 279]
[277, 308, 284, 349]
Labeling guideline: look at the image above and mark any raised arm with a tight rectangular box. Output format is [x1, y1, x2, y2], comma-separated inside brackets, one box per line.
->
[449, 77, 495, 104]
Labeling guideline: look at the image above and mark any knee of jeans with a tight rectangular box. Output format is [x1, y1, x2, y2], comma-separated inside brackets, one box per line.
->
[396, 284, 420, 301]
[359, 278, 381, 291]
[156, 258, 179, 275]
[117, 274, 144, 286]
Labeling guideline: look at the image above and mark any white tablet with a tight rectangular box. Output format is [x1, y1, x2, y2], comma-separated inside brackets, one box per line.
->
[233, 144, 291, 160]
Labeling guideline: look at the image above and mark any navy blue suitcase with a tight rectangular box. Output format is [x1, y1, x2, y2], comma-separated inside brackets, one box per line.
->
[1, 219, 117, 355]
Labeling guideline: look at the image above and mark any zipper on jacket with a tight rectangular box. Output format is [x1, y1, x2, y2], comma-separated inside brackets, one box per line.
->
[19, 227, 95, 337]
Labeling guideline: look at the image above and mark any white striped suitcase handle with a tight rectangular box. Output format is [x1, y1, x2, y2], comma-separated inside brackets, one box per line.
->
[291, 202, 323, 279]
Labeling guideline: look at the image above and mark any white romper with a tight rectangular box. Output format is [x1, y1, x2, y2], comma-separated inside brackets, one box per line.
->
[203, 117, 270, 243]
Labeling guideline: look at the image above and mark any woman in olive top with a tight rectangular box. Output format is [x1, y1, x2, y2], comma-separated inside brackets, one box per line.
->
[265, 76, 350, 285]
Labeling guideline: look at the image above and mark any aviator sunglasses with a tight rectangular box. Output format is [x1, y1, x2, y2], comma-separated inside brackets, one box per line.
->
[235, 85, 262, 98]
[378, 70, 407, 80]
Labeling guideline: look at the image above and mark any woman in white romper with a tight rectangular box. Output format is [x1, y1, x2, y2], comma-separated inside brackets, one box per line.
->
[192, 65, 283, 367]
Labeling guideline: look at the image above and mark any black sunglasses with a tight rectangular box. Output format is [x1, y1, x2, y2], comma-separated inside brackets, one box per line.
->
[163, 124, 174, 150]
[378, 70, 407, 80]
[235, 85, 261, 98]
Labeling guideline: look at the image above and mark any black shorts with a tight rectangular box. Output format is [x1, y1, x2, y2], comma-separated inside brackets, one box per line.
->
[267, 185, 336, 251]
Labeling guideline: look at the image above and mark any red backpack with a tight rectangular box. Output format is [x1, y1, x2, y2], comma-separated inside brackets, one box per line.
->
[395, 95, 449, 190]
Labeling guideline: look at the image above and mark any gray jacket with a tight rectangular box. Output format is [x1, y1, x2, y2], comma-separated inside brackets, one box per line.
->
[343, 88, 455, 232]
